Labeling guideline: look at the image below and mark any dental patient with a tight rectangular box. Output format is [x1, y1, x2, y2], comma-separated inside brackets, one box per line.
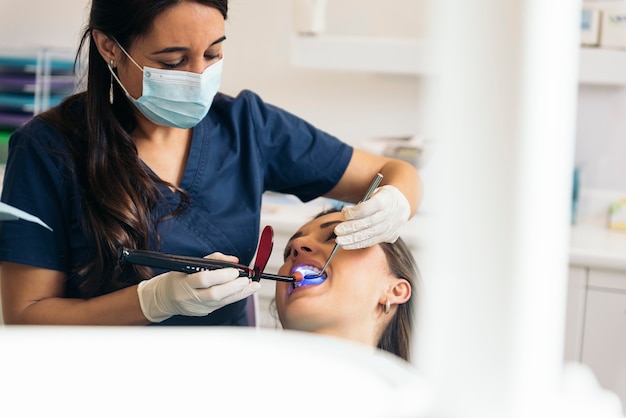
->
[274, 209, 419, 361]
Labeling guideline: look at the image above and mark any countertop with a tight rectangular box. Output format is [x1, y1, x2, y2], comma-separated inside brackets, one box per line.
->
[569, 224, 626, 271]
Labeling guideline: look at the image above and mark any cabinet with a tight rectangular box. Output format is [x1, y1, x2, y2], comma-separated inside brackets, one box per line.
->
[581, 268, 626, 410]
[566, 265, 626, 414]
[579, 47, 626, 85]
[565, 266, 587, 362]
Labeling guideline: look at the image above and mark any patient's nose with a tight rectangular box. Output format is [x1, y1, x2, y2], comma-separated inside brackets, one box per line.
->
[290, 236, 318, 258]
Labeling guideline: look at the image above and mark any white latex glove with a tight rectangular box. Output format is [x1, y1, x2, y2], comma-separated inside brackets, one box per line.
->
[137, 252, 261, 323]
[335, 184, 411, 250]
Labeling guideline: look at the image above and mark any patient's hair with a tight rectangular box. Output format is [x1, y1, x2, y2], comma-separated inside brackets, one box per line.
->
[378, 233, 418, 361]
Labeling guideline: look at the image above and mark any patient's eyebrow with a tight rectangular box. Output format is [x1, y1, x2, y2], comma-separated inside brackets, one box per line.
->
[319, 220, 341, 230]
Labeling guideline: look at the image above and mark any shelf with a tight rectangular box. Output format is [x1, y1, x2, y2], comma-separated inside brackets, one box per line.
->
[0, 48, 75, 130]
[291, 36, 626, 85]
[579, 47, 626, 85]
[290, 35, 435, 76]
[0, 55, 74, 74]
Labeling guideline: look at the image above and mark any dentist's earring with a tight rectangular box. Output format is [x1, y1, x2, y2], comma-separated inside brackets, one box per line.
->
[109, 59, 115, 104]
[384, 299, 391, 314]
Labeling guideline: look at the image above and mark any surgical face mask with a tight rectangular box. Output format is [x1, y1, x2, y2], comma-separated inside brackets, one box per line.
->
[108, 43, 222, 129]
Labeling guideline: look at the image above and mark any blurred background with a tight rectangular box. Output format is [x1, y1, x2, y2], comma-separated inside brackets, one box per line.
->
[1, 0, 626, 415]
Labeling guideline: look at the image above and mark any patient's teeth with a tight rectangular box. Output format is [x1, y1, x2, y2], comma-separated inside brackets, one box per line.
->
[292, 265, 326, 289]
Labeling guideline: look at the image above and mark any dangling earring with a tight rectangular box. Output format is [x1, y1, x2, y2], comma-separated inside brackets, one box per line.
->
[109, 59, 115, 104]
[384, 299, 391, 314]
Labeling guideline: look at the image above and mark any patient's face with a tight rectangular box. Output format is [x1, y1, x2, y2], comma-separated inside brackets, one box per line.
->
[275, 212, 392, 333]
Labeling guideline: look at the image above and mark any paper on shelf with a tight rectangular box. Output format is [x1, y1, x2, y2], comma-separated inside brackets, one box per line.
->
[0, 202, 51, 231]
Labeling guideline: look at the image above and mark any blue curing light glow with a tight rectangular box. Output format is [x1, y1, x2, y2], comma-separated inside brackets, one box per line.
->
[293, 265, 327, 288]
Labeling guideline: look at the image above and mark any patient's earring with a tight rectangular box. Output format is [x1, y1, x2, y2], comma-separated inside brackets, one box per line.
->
[384, 299, 391, 314]
[109, 59, 114, 104]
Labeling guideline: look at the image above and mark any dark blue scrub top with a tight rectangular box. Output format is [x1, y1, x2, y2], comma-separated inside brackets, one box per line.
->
[0, 89, 353, 326]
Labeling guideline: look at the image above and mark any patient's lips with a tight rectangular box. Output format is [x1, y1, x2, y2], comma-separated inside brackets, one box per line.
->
[291, 265, 327, 289]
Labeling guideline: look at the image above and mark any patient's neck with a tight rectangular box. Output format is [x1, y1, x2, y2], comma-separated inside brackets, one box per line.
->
[312, 322, 381, 348]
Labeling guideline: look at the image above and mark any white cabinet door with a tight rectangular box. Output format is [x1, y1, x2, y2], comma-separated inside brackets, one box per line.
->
[564, 266, 588, 362]
[581, 268, 626, 413]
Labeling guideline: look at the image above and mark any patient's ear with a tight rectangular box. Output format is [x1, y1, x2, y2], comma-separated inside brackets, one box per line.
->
[380, 279, 411, 306]
[390, 279, 411, 305]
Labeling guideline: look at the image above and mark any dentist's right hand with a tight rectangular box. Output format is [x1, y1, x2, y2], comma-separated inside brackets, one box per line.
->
[136, 252, 261, 323]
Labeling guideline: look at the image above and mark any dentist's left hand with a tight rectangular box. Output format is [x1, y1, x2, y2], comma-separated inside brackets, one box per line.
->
[334, 184, 411, 250]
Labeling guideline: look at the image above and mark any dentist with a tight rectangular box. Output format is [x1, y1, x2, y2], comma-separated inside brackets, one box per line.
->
[0, 0, 421, 326]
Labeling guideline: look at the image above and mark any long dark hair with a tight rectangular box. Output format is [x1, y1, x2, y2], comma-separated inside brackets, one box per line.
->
[38, 0, 229, 297]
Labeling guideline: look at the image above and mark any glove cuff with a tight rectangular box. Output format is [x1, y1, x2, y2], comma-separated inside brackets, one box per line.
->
[137, 278, 173, 323]
[377, 184, 411, 221]
[391, 185, 411, 222]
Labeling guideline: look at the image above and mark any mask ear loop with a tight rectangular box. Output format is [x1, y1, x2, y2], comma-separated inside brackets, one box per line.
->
[108, 38, 144, 101]
[112, 38, 144, 73]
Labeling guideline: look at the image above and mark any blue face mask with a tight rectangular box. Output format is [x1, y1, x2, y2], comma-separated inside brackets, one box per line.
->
[109, 44, 222, 129]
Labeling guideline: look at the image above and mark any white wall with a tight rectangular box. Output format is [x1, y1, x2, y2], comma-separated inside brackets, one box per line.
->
[222, 0, 428, 143]
[0, 1, 88, 50]
[576, 85, 626, 192]
[0, 0, 428, 145]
